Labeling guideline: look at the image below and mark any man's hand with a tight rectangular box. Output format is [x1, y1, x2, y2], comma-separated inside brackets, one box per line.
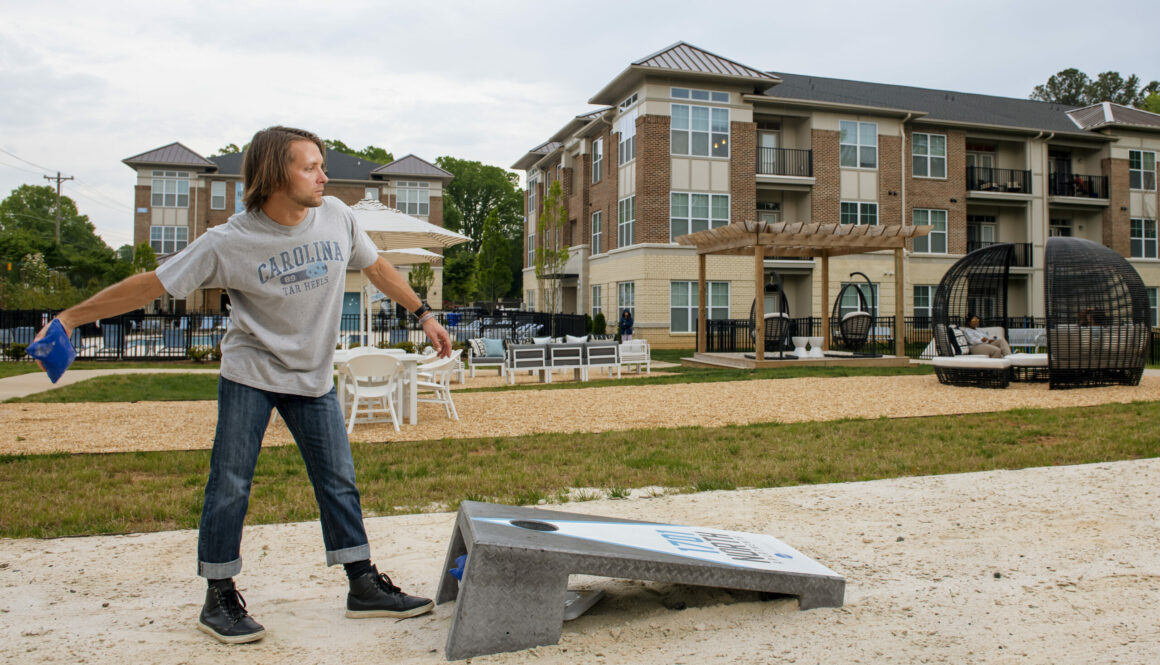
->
[30, 317, 74, 372]
[421, 317, 452, 357]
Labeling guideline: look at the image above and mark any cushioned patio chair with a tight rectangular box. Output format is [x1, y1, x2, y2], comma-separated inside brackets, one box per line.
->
[931, 243, 1015, 388]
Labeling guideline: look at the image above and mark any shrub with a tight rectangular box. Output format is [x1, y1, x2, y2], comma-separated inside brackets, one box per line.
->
[186, 346, 213, 363]
[5, 344, 28, 361]
[592, 312, 607, 336]
[388, 341, 416, 354]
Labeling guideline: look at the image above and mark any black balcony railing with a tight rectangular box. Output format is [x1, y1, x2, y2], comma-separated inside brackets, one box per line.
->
[757, 147, 813, 177]
[967, 240, 1033, 267]
[1048, 172, 1109, 199]
[967, 166, 1032, 194]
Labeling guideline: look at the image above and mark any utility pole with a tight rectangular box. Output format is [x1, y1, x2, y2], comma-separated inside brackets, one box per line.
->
[43, 171, 74, 245]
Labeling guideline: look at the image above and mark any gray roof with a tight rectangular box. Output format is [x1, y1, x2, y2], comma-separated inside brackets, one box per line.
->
[763, 72, 1093, 136]
[207, 148, 384, 180]
[371, 154, 453, 179]
[635, 42, 778, 84]
[1067, 102, 1160, 130]
[122, 142, 216, 168]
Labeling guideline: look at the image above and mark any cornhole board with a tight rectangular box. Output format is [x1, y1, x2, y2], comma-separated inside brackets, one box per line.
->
[435, 501, 845, 660]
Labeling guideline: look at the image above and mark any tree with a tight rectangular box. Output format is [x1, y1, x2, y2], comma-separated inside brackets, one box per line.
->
[474, 209, 511, 313]
[0, 185, 127, 290]
[435, 157, 524, 254]
[1031, 68, 1160, 108]
[534, 180, 569, 325]
[131, 243, 158, 274]
[1144, 94, 1160, 115]
[441, 252, 476, 307]
[0, 252, 83, 309]
[215, 143, 243, 155]
[324, 139, 393, 164]
[407, 262, 434, 300]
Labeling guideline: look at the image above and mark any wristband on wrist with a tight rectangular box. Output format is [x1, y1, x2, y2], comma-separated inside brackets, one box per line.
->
[418, 311, 436, 324]
[411, 302, 431, 319]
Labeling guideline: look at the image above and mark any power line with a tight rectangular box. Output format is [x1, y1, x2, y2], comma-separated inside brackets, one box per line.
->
[67, 179, 133, 212]
[0, 147, 54, 173]
[0, 157, 49, 177]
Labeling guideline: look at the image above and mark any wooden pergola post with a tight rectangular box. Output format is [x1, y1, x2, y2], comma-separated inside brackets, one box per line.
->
[754, 243, 765, 362]
[894, 247, 905, 357]
[820, 253, 830, 350]
[697, 253, 707, 354]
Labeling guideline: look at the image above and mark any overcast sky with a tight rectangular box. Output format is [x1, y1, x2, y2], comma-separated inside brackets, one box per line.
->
[2, 0, 1158, 249]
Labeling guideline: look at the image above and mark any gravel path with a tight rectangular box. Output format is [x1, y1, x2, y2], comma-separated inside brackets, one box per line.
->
[2, 374, 1158, 455]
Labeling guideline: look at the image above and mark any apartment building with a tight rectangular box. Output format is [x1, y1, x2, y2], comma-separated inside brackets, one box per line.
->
[513, 42, 1160, 349]
[122, 144, 453, 314]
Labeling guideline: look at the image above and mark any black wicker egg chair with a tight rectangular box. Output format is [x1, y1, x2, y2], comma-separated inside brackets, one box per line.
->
[830, 271, 875, 352]
[749, 271, 792, 358]
[1045, 236, 1149, 389]
[931, 243, 1014, 386]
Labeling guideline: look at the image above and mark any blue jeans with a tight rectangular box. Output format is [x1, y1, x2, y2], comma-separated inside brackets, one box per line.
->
[197, 377, 371, 579]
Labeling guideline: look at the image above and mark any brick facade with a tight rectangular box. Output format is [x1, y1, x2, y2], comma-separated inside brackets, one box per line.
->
[587, 128, 619, 253]
[636, 115, 670, 244]
[729, 120, 757, 224]
[1103, 157, 1131, 255]
[906, 128, 968, 254]
[811, 129, 840, 224]
[877, 134, 902, 228]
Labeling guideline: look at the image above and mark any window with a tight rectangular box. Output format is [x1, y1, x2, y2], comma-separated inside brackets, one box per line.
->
[619, 93, 638, 111]
[670, 281, 729, 333]
[912, 133, 946, 178]
[234, 181, 245, 213]
[913, 285, 934, 323]
[840, 201, 878, 225]
[618, 107, 637, 164]
[150, 171, 190, 208]
[364, 187, 379, 201]
[591, 210, 602, 254]
[1129, 150, 1157, 190]
[839, 282, 878, 318]
[525, 290, 535, 311]
[591, 139, 603, 184]
[839, 121, 877, 169]
[1149, 287, 1158, 327]
[591, 284, 603, 319]
[912, 209, 947, 253]
[671, 88, 730, 158]
[670, 192, 729, 241]
[1130, 218, 1158, 259]
[210, 181, 226, 210]
[149, 225, 188, 255]
[618, 281, 635, 319]
[618, 196, 635, 248]
[396, 181, 429, 216]
[1049, 218, 1073, 237]
[527, 233, 535, 266]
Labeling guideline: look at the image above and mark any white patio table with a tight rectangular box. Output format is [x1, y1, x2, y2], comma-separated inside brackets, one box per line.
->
[333, 349, 426, 425]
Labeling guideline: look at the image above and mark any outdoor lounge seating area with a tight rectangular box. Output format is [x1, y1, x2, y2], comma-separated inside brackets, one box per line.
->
[931, 238, 1150, 389]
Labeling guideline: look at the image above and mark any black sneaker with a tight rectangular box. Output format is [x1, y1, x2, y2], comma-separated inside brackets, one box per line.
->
[197, 580, 266, 644]
[346, 566, 434, 619]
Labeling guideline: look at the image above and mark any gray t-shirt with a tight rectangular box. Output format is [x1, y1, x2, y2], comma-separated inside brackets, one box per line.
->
[156, 196, 379, 397]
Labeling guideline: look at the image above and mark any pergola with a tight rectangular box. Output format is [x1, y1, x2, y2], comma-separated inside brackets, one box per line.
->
[676, 221, 933, 360]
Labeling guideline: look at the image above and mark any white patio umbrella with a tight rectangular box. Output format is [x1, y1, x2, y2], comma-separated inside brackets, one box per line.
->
[350, 199, 470, 251]
[380, 247, 444, 266]
[348, 200, 469, 344]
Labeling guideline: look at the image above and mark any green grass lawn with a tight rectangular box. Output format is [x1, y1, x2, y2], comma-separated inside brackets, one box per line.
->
[0, 360, 220, 380]
[0, 400, 1157, 539]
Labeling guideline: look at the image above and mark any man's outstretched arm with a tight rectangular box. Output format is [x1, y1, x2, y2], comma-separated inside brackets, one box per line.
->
[362, 257, 451, 357]
[38, 271, 168, 339]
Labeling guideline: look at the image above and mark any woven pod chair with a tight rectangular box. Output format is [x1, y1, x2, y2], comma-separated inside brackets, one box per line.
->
[931, 243, 1014, 387]
[1044, 237, 1149, 389]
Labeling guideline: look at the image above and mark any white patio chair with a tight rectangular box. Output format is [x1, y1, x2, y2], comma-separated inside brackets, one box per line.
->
[338, 353, 404, 433]
[414, 350, 460, 420]
[619, 339, 651, 374]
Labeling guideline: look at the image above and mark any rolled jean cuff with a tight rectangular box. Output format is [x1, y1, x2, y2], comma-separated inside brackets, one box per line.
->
[198, 557, 242, 579]
[326, 543, 371, 567]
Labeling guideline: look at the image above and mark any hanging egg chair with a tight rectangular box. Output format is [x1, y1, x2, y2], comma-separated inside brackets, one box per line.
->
[831, 271, 874, 352]
[749, 270, 793, 357]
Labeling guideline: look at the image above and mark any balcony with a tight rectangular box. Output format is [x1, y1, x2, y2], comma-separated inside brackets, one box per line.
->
[966, 166, 1031, 194]
[967, 240, 1033, 267]
[757, 147, 813, 177]
[1048, 172, 1109, 200]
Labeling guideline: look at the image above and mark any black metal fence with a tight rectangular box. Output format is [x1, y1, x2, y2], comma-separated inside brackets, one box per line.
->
[966, 166, 1032, 194]
[0, 309, 588, 362]
[1048, 172, 1108, 199]
[756, 147, 813, 177]
[700, 315, 1160, 363]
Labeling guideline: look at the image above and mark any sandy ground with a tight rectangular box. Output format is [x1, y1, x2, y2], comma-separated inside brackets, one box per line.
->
[1, 458, 1158, 664]
[2, 374, 1160, 454]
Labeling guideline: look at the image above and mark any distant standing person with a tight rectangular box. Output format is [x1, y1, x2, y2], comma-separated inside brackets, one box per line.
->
[33, 126, 452, 645]
[619, 309, 634, 342]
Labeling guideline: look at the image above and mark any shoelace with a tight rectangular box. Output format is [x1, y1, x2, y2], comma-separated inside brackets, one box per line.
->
[373, 573, 402, 595]
[219, 587, 250, 622]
